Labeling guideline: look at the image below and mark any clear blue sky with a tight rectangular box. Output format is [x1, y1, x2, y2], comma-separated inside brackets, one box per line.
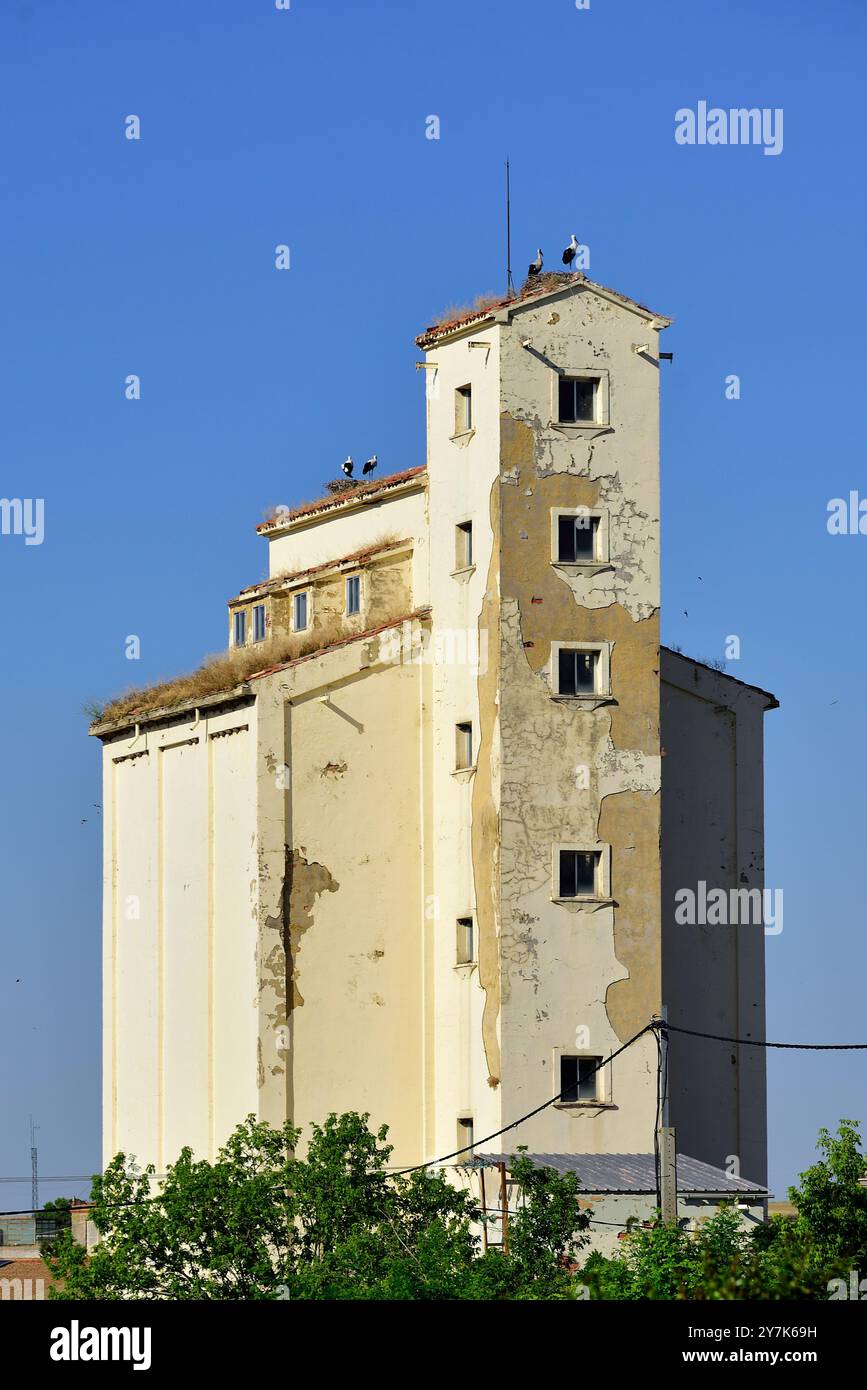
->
[1, 0, 864, 1212]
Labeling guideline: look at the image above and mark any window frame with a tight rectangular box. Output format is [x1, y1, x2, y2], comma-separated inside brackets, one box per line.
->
[345, 573, 361, 617]
[456, 916, 475, 966]
[550, 368, 610, 433]
[455, 721, 474, 771]
[233, 610, 247, 648]
[252, 603, 267, 643]
[292, 589, 310, 633]
[552, 842, 611, 903]
[553, 1049, 609, 1107]
[454, 384, 473, 435]
[456, 1115, 475, 1157]
[558, 375, 597, 424]
[550, 640, 611, 699]
[455, 520, 474, 572]
[551, 507, 609, 567]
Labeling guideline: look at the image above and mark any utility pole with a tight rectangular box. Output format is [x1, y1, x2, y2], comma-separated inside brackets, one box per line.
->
[659, 1125, 678, 1224]
[29, 1116, 39, 1213]
[653, 1010, 678, 1223]
[497, 1161, 510, 1254]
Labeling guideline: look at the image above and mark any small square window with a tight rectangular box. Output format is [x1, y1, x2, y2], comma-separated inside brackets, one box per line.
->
[346, 575, 361, 616]
[457, 1116, 474, 1156]
[560, 1055, 602, 1103]
[253, 604, 267, 643]
[558, 648, 598, 696]
[557, 513, 599, 563]
[233, 611, 247, 647]
[455, 722, 473, 770]
[559, 849, 600, 898]
[455, 521, 473, 569]
[293, 591, 309, 632]
[558, 376, 597, 424]
[455, 385, 473, 433]
[456, 917, 474, 965]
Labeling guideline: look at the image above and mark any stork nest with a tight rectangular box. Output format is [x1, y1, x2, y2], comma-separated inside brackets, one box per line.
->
[520, 269, 585, 294]
[324, 477, 362, 495]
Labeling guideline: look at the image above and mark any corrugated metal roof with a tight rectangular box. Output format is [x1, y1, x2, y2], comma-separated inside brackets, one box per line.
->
[471, 1153, 767, 1196]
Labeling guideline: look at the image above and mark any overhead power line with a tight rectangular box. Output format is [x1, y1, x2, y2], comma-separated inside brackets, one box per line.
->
[2, 1020, 863, 1215]
[663, 1023, 867, 1050]
[396, 1023, 657, 1176]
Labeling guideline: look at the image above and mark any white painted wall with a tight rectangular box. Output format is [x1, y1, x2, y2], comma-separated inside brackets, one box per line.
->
[102, 703, 259, 1171]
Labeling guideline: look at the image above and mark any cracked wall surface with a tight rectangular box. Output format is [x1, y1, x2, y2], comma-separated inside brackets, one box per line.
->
[491, 284, 663, 1150]
[253, 621, 428, 1161]
[99, 275, 772, 1178]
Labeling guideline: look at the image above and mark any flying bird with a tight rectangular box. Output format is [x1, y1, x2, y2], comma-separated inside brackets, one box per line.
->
[562, 233, 580, 268]
[362, 455, 377, 476]
[342, 457, 354, 477]
[528, 248, 543, 277]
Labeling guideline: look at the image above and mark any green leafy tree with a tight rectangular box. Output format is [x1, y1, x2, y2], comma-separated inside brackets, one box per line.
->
[46, 1113, 589, 1300]
[580, 1120, 867, 1301]
[787, 1118, 867, 1279]
[38, 1195, 79, 1260]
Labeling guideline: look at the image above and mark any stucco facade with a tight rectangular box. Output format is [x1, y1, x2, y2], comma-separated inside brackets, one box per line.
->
[93, 272, 776, 1188]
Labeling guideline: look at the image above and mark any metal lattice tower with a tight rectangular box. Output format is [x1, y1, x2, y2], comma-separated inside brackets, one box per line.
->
[29, 1116, 39, 1212]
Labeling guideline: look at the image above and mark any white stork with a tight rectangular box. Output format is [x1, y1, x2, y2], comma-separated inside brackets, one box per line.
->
[528, 248, 543, 277]
[562, 233, 580, 268]
[342, 456, 354, 477]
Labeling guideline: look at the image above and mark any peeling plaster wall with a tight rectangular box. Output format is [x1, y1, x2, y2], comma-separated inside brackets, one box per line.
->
[424, 322, 504, 1157]
[269, 550, 413, 642]
[99, 281, 774, 1182]
[251, 620, 428, 1163]
[494, 285, 663, 1152]
[101, 703, 259, 1171]
[661, 651, 773, 1185]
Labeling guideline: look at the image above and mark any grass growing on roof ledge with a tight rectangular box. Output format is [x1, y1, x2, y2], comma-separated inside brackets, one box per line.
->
[88, 602, 420, 728]
[429, 292, 502, 327]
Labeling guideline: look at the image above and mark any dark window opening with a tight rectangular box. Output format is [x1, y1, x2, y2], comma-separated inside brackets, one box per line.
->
[557, 513, 598, 563]
[558, 648, 598, 696]
[456, 917, 474, 964]
[559, 1055, 602, 1103]
[558, 377, 597, 423]
[559, 849, 599, 898]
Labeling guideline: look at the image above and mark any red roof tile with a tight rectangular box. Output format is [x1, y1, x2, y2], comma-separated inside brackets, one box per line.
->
[231, 537, 411, 604]
[416, 272, 669, 347]
[258, 467, 426, 533]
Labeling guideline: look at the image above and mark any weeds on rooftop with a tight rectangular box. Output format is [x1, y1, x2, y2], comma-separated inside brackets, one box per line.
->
[89, 597, 414, 728]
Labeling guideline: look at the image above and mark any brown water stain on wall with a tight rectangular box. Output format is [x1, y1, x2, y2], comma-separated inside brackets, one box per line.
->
[599, 790, 661, 1039]
[285, 849, 339, 1008]
[495, 412, 661, 1044]
[471, 476, 503, 1087]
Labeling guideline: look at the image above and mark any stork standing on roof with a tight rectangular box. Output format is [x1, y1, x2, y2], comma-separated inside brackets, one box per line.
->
[528, 248, 543, 277]
[342, 456, 354, 477]
[362, 455, 377, 476]
[562, 233, 580, 268]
